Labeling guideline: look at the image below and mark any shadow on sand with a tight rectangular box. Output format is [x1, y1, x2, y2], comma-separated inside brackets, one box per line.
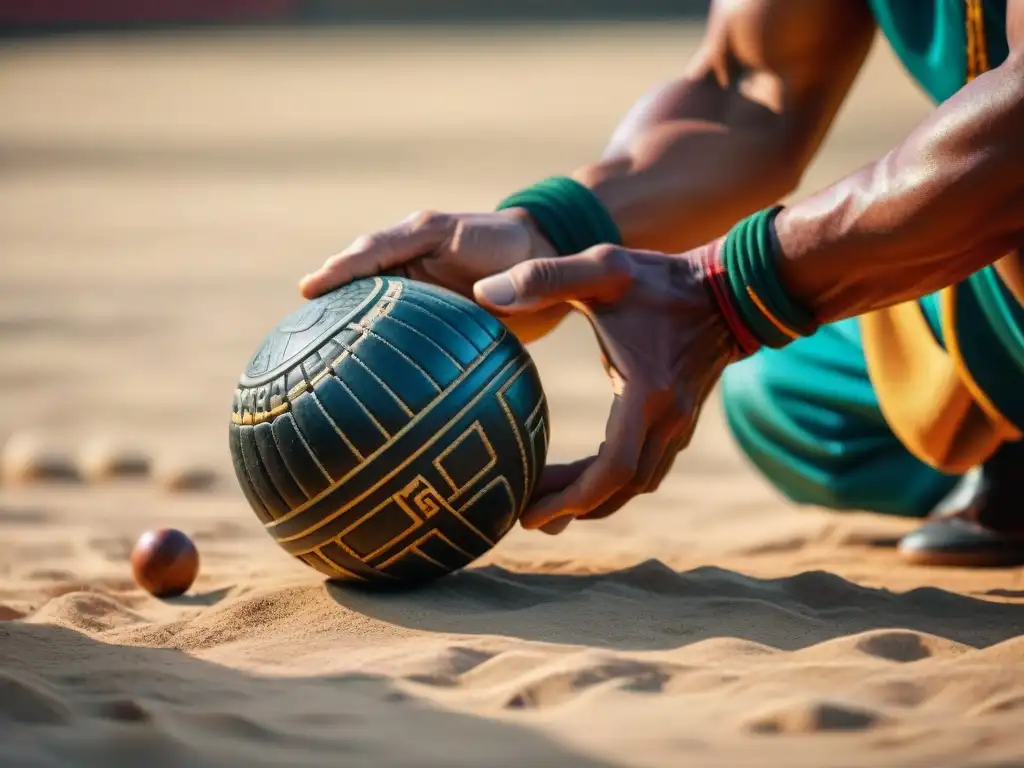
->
[327, 561, 1024, 652]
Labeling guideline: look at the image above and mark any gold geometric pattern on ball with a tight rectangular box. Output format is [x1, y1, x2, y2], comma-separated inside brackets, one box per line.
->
[230, 276, 548, 586]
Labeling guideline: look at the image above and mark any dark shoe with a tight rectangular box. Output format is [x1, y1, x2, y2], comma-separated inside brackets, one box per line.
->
[898, 442, 1024, 567]
[898, 516, 1024, 566]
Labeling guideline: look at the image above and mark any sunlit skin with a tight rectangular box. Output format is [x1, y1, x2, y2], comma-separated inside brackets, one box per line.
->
[301, 0, 1024, 534]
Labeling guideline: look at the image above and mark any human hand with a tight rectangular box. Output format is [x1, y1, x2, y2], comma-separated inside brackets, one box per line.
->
[299, 208, 570, 343]
[473, 243, 739, 533]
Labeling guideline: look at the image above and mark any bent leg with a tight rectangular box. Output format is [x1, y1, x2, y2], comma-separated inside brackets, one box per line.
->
[721, 317, 959, 517]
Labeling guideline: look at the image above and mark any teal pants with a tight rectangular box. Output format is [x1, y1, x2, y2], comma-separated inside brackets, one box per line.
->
[720, 316, 960, 518]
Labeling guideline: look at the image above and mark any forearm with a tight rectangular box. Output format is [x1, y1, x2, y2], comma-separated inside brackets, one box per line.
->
[572, 75, 807, 253]
[775, 54, 1024, 323]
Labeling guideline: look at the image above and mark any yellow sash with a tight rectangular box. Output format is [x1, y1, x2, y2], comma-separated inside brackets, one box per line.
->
[858, 1, 1023, 474]
[861, 270, 1021, 474]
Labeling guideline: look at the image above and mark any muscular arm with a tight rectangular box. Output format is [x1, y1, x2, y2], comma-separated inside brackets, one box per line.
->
[571, 0, 876, 253]
[776, 0, 1024, 322]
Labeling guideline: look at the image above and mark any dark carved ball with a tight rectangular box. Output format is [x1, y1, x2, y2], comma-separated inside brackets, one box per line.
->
[229, 277, 549, 587]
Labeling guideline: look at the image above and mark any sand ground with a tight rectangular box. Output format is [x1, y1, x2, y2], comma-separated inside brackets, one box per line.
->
[2, 24, 1024, 767]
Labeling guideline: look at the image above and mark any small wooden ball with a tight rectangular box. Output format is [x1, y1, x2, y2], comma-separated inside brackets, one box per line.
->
[1, 433, 79, 485]
[152, 460, 218, 493]
[131, 529, 199, 598]
[77, 438, 151, 483]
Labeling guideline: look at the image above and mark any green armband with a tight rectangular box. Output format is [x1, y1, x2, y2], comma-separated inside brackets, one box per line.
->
[720, 206, 818, 348]
[496, 176, 622, 256]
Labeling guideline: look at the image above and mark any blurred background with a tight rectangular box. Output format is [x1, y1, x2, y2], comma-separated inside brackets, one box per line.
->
[0, 1, 710, 30]
[0, 1, 932, 543]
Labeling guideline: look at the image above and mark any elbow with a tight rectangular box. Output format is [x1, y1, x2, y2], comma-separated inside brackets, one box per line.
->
[755, 144, 807, 207]
[764, 117, 828, 202]
[744, 123, 815, 207]
[767, 163, 803, 202]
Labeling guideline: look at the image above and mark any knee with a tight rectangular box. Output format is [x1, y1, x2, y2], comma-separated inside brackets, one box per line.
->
[720, 352, 781, 440]
[720, 352, 939, 515]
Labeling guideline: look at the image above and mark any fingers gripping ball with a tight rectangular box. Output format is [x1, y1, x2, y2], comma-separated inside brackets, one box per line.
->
[229, 277, 549, 588]
[131, 529, 199, 598]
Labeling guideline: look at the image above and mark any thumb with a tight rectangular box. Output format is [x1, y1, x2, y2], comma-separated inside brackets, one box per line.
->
[473, 246, 632, 314]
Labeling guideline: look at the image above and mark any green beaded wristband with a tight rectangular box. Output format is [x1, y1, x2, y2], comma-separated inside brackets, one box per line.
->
[721, 207, 818, 349]
[724, 219, 788, 349]
[496, 176, 622, 256]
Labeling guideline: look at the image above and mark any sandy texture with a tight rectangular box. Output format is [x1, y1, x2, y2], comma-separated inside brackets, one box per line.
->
[2, 25, 1023, 767]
